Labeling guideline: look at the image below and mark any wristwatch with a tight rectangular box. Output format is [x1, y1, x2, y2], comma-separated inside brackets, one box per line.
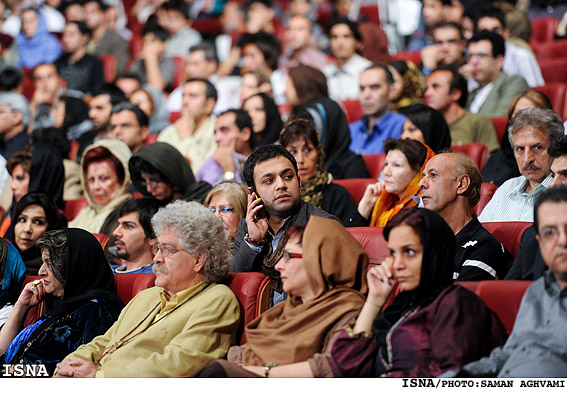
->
[221, 171, 235, 181]
[264, 362, 276, 377]
[245, 233, 264, 247]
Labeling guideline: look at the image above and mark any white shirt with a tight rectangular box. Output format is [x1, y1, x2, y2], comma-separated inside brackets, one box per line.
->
[323, 54, 372, 101]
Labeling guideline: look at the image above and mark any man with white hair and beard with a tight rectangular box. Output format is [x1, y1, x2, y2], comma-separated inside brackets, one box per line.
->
[54, 200, 240, 377]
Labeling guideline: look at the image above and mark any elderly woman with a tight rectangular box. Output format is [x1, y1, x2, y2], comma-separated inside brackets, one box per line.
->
[194, 215, 368, 377]
[285, 65, 369, 179]
[280, 118, 366, 226]
[330, 208, 507, 377]
[398, 104, 452, 154]
[0, 240, 26, 327]
[242, 93, 282, 147]
[69, 139, 132, 236]
[0, 228, 123, 375]
[4, 192, 67, 276]
[129, 142, 212, 203]
[204, 181, 248, 248]
[358, 138, 434, 226]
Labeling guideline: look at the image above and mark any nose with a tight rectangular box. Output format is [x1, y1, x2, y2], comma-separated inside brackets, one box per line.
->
[153, 248, 164, 264]
[38, 262, 48, 277]
[275, 258, 285, 272]
[418, 176, 427, 189]
[274, 176, 286, 190]
[558, 227, 567, 247]
[295, 151, 304, 164]
[522, 149, 535, 164]
[112, 226, 121, 239]
[392, 253, 405, 271]
[212, 209, 222, 219]
[383, 163, 392, 176]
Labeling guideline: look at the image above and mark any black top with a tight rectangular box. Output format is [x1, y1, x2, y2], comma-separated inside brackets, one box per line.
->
[321, 183, 368, 227]
[55, 53, 104, 95]
[454, 216, 511, 281]
[505, 225, 547, 280]
[0, 130, 29, 161]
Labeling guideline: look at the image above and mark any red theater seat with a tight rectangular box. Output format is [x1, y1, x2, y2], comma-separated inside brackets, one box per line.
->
[538, 58, 567, 85]
[99, 54, 117, 83]
[340, 99, 363, 123]
[533, 83, 567, 119]
[490, 116, 508, 142]
[532, 40, 567, 60]
[92, 233, 110, 251]
[391, 50, 421, 66]
[362, 153, 385, 179]
[333, 178, 375, 205]
[530, 17, 558, 46]
[113, 273, 156, 305]
[482, 221, 533, 261]
[346, 226, 389, 267]
[451, 143, 488, 170]
[64, 198, 89, 221]
[474, 182, 498, 216]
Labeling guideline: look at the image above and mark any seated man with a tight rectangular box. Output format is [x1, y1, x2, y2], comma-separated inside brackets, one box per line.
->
[444, 185, 567, 377]
[109, 102, 149, 154]
[479, 108, 563, 222]
[0, 92, 31, 161]
[53, 200, 240, 377]
[419, 152, 510, 280]
[111, 197, 165, 273]
[506, 135, 567, 280]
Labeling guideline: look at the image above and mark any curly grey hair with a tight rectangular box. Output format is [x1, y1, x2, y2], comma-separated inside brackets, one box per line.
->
[508, 108, 564, 147]
[36, 229, 67, 286]
[151, 200, 231, 283]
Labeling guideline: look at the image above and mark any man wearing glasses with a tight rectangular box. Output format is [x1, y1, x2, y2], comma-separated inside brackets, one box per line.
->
[54, 201, 240, 377]
[465, 30, 528, 117]
[420, 22, 466, 75]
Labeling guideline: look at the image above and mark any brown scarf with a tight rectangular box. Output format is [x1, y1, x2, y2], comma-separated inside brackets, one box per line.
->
[243, 216, 368, 366]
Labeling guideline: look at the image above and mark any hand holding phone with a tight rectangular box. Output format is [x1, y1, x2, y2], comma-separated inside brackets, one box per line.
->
[245, 187, 269, 242]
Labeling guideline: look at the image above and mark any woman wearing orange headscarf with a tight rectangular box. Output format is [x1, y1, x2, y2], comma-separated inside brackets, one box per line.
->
[358, 138, 435, 227]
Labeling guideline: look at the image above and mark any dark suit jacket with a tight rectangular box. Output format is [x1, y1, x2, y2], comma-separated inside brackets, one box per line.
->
[505, 225, 547, 280]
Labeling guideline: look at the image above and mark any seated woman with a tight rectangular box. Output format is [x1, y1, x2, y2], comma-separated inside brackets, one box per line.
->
[129, 142, 212, 203]
[286, 65, 369, 179]
[387, 60, 425, 111]
[330, 208, 507, 377]
[130, 87, 169, 135]
[357, 138, 434, 226]
[204, 181, 248, 249]
[0, 228, 124, 375]
[280, 118, 366, 227]
[242, 93, 282, 147]
[239, 69, 273, 104]
[398, 103, 452, 153]
[4, 192, 67, 276]
[194, 215, 368, 377]
[0, 239, 26, 328]
[69, 140, 132, 236]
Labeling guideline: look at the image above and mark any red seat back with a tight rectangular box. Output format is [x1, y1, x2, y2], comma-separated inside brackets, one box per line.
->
[481, 221, 533, 261]
[64, 198, 89, 221]
[474, 182, 498, 216]
[99, 54, 117, 83]
[171, 56, 185, 91]
[362, 153, 385, 179]
[333, 178, 375, 205]
[145, 134, 158, 145]
[92, 233, 110, 251]
[538, 58, 567, 84]
[532, 40, 567, 60]
[391, 50, 421, 66]
[450, 143, 488, 170]
[224, 272, 270, 345]
[529, 17, 558, 46]
[490, 116, 508, 142]
[533, 83, 567, 119]
[340, 99, 364, 123]
[346, 226, 388, 267]
[113, 272, 156, 305]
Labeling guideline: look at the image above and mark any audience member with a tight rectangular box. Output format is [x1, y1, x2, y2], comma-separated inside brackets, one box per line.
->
[130, 87, 168, 134]
[280, 118, 366, 227]
[54, 201, 240, 377]
[0, 92, 30, 161]
[230, 144, 336, 305]
[445, 185, 567, 377]
[420, 22, 466, 75]
[55, 21, 104, 95]
[6, 152, 31, 205]
[419, 152, 510, 280]
[109, 102, 149, 154]
[15, 8, 62, 68]
[238, 69, 272, 104]
[129, 142, 211, 203]
[158, 78, 217, 174]
[29, 63, 67, 131]
[358, 138, 434, 226]
[407, 0, 446, 50]
[287, 65, 369, 179]
[479, 108, 563, 222]
[197, 109, 253, 186]
[387, 60, 425, 111]
[425, 67, 499, 151]
[348, 64, 405, 155]
[111, 197, 164, 274]
[0, 228, 124, 376]
[398, 103, 452, 154]
[242, 92, 281, 147]
[0, 239, 25, 327]
[322, 18, 371, 102]
[330, 207, 507, 377]
[466, 30, 528, 117]
[160, 0, 201, 58]
[194, 216, 368, 377]
[0, 65, 23, 93]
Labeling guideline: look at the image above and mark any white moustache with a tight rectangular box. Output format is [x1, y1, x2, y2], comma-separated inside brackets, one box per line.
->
[153, 263, 169, 275]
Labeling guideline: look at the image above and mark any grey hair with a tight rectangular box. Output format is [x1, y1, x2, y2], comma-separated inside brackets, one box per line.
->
[151, 200, 231, 283]
[36, 229, 67, 286]
[0, 92, 30, 126]
[508, 108, 564, 147]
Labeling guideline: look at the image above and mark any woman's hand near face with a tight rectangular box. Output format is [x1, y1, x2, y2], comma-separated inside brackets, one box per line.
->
[245, 190, 269, 243]
[357, 182, 383, 220]
[367, 257, 396, 303]
[16, 280, 45, 309]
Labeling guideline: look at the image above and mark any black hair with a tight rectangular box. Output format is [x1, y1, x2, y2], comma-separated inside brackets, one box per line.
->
[189, 41, 218, 62]
[141, 24, 170, 41]
[328, 17, 362, 42]
[160, 0, 190, 19]
[92, 83, 128, 106]
[111, 102, 149, 128]
[68, 20, 92, 37]
[475, 6, 506, 31]
[534, 185, 567, 233]
[432, 65, 468, 108]
[431, 21, 465, 40]
[243, 144, 299, 189]
[118, 197, 165, 239]
[114, 72, 142, 85]
[129, 157, 174, 188]
[184, 77, 218, 102]
[31, 127, 71, 159]
[0, 66, 23, 91]
[548, 135, 567, 159]
[238, 31, 281, 71]
[219, 108, 253, 133]
[84, 0, 108, 11]
[364, 63, 394, 85]
[468, 30, 505, 58]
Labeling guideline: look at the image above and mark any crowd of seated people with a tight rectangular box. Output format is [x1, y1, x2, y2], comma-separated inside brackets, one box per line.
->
[0, 0, 565, 379]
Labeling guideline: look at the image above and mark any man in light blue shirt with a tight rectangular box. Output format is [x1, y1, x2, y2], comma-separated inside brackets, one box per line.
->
[479, 108, 564, 222]
[348, 64, 406, 155]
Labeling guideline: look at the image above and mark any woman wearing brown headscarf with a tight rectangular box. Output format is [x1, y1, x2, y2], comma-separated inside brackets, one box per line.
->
[193, 215, 368, 377]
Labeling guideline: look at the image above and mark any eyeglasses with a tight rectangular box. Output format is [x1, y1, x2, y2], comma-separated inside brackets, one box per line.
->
[281, 251, 302, 262]
[539, 226, 567, 242]
[433, 39, 460, 46]
[466, 52, 492, 61]
[209, 205, 235, 216]
[140, 177, 164, 190]
[151, 242, 185, 257]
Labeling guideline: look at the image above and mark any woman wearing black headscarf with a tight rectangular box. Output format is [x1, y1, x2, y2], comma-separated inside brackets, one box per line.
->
[330, 208, 507, 377]
[286, 64, 369, 179]
[242, 92, 282, 148]
[0, 228, 123, 375]
[398, 103, 452, 154]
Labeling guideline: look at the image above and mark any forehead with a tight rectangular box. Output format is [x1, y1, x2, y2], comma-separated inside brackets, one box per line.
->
[119, 211, 141, 224]
[21, 204, 46, 217]
[512, 126, 549, 144]
[111, 110, 138, 123]
[428, 70, 452, 85]
[91, 94, 111, 107]
[188, 50, 207, 62]
[216, 112, 237, 128]
[157, 229, 182, 246]
[551, 156, 567, 172]
[477, 16, 502, 29]
[243, 44, 262, 56]
[360, 68, 387, 84]
[289, 16, 310, 29]
[34, 65, 57, 78]
[433, 26, 460, 39]
[425, 154, 455, 173]
[87, 160, 115, 175]
[65, 23, 81, 33]
[254, 156, 295, 178]
[184, 81, 206, 94]
[468, 40, 492, 52]
[537, 201, 567, 227]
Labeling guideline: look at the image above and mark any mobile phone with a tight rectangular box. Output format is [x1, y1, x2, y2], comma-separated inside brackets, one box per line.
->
[251, 188, 268, 220]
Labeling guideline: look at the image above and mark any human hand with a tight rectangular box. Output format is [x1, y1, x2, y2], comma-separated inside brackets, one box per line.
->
[420, 45, 441, 69]
[245, 188, 269, 242]
[213, 146, 236, 172]
[53, 359, 76, 378]
[55, 358, 98, 378]
[16, 279, 46, 308]
[357, 182, 383, 219]
[367, 257, 396, 303]
[240, 365, 265, 377]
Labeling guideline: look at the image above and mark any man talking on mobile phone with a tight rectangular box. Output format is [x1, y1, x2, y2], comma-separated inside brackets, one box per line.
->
[230, 144, 337, 305]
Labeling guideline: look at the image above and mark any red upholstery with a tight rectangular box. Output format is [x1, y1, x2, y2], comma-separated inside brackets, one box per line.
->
[22, 67, 35, 100]
[92, 233, 110, 251]
[277, 103, 291, 119]
[473, 182, 498, 216]
[113, 273, 156, 305]
[99, 54, 117, 83]
[171, 56, 185, 90]
[362, 153, 385, 179]
[22, 276, 45, 327]
[192, 18, 223, 35]
[391, 50, 421, 66]
[482, 221, 533, 261]
[490, 116, 508, 142]
[538, 58, 567, 84]
[533, 83, 567, 119]
[64, 198, 89, 221]
[360, 4, 380, 24]
[224, 272, 270, 345]
[450, 143, 488, 170]
[529, 17, 558, 45]
[462, 280, 532, 335]
[346, 226, 388, 267]
[340, 99, 363, 123]
[532, 40, 567, 60]
[68, 139, 79, 161]
[145, 134, 158, 145]
[333, 178, 375, 205]
[169, 111, 181, 123]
